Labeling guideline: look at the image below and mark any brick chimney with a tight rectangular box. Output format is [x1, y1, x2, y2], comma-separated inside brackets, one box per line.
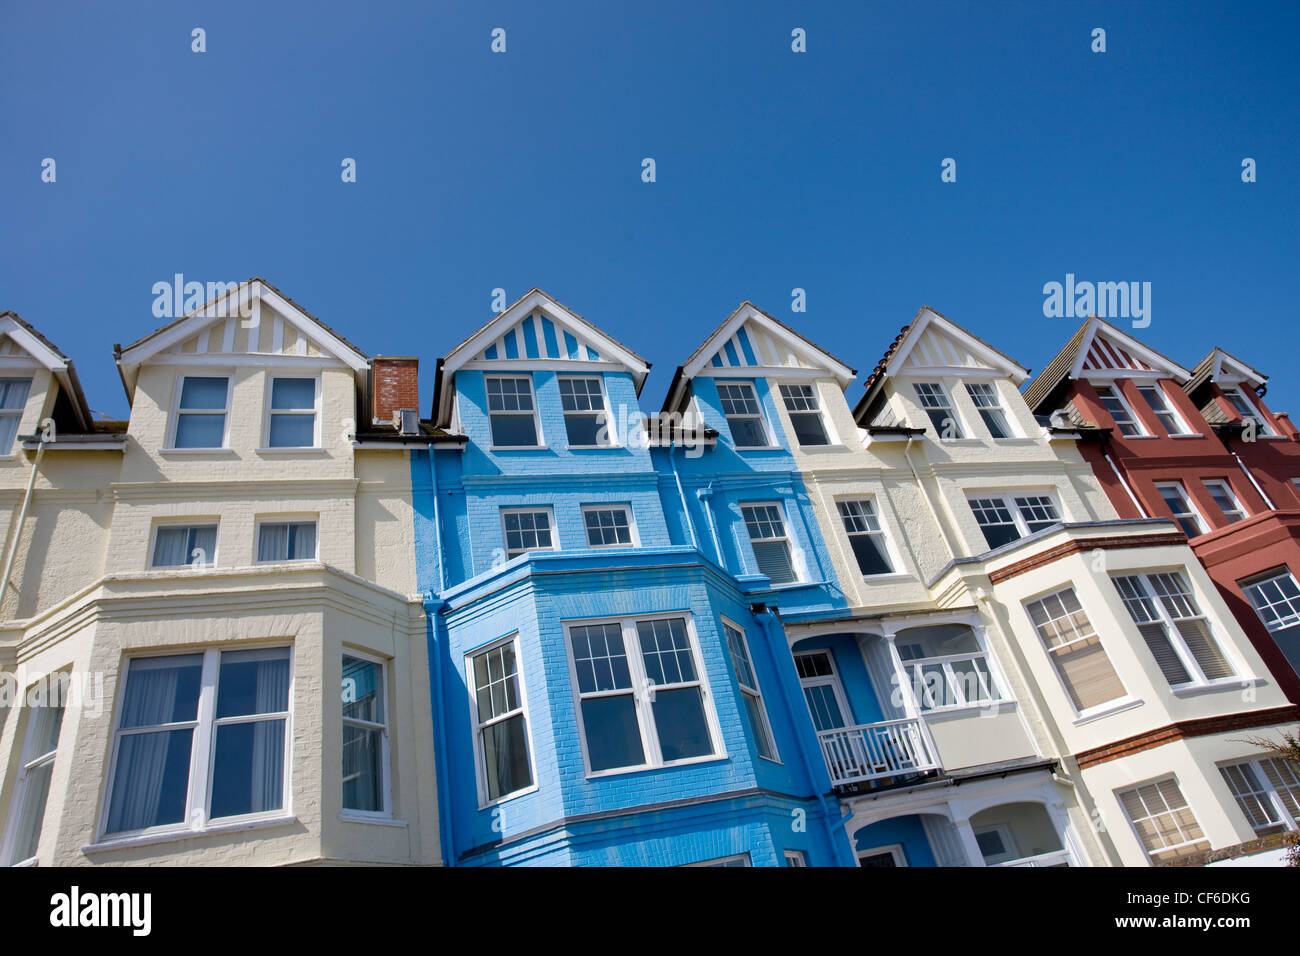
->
[371, 356, 420, 426]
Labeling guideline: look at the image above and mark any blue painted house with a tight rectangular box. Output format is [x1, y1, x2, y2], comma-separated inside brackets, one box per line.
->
[413, 290, 853, 866]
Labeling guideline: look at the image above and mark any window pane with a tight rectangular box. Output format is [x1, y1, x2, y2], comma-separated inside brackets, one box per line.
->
[105, 728, 194, 833]
[209, 719, 286, 818]
[565, 414, 603, 446]
[10, 760, 54, 862]
[287, 522, 316, 560]
[483, 713, 533, 800]
[216, 648, 290, 718]
[179, 377, 228, 409]
[802, 683, 845, 731]
[343, 656, 384, 723]
[651, 687, 713, 761]
[120, 655, 204, 727]
[752, 540, 795, 584]
[174, 413, 226, 448]
[269, 414, 315, 447]
[743, 692, 777, 760]
[0, 378, 32, 411]
[729, 417, 767, 447]
[271, 378, 315, 410]
[342, 724, 383, 811]
[637, 618, 696, 686]
[490, 414, 538, 446]
[848, 533, 893, 575]
[582, 695, 644, 771]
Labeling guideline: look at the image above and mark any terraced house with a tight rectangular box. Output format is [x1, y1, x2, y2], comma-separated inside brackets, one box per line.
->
[0, 281, 440, 866]
[1, 284, 1297, 867]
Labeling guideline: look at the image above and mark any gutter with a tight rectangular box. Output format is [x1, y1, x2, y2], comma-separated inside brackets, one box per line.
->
[669, 441, 700, 551]
[697, 483, 723, 564]
[1104, 452, 1149, 518]
[424, 447, 454, 866]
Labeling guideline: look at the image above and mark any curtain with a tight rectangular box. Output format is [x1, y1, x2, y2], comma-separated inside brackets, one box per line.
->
[152, 528, 189, 567]
[257, 524, 289, 562]
[248, 650, 289, 812]
[289, 523, 316, 560]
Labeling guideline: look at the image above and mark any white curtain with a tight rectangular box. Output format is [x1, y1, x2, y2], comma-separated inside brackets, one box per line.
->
[257, 524, 289, 562]
[106, 657, 195, 833]
[245, 650, 289, 812]
[152, 528, 189, 567]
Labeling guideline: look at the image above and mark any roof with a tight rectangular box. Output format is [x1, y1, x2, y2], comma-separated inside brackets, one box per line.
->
[353, 420, 464, 446]
[1184, 347, 1269, 396]
[0, 311, 95, 431]
[0, 311, 69, 361]
[117, 276, 368, 359]
[852, 305, 1028, 423]
[1023, 315, 1191, 413]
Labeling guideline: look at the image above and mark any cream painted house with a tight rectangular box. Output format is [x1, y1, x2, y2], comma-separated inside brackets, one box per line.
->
[0, 281, 445, 866]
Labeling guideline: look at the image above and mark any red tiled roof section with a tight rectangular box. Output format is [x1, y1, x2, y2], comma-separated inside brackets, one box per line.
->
[851, 323, 911, 421]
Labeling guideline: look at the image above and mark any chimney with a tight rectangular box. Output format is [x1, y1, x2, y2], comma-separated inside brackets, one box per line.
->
[371, 356, 420, 426]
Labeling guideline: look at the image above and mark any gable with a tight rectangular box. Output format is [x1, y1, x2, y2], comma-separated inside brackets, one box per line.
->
[897, 322, 1002, 375]
[158, 301, 335, 360]
[1079, 333, 1153, 373]
[704, 317, 818, 372]
[0, 333, 42, 364]
[886, 307, 1028, 383]
[471, 308, 606, 363]
[1069, 319, 1188, 383]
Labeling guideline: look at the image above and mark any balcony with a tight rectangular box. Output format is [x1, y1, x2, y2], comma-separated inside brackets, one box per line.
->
[990, 849, 1072, 867]
[817, 717, 940, 787]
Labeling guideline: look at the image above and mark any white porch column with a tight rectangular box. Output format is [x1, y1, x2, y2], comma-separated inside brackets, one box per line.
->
[881, 626, 922, 720]
[1046, 798, 1087, 867]
[952, 816, 988, 867]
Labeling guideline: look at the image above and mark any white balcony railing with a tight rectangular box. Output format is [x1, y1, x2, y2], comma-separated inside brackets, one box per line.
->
[991, 850, 1072, 867]
[817, 717, 940, 787]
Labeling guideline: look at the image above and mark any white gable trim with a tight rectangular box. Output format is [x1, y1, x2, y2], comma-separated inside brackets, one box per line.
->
[118, 280, 368, 373]
[681, 303, 854, 385]
[1068, 317, 1189, 383]
[0, 317, 69, 372]
[887, 308, 1029, 384]
[1209, 349, 1267, 389]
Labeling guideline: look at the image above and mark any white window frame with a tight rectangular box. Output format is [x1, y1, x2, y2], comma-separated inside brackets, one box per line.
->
[1111, 570, 1238, 689]
[1223, 386, 1275, 436]
[466, 634, 537, 808]
[913, 381, 965, 439]
[1024, 586, 1129, 717]
[964, 382, 1017, 439]
[1203, 479, 1247, 523]
[0, 377, 33, 457]
[500, 507, 557, 560]
[1136, 383, 1190, 436]
[1093, 384, 1147, 437]
[1219, 756, 1300, 836]
[783, 849, 809, 867]
[558, 375, 613, 448]
[98, 645, 294, 842]
[1117, 776, 1209, 863]
[254, 516, 320, 563]
[721, 616, 779, 763]
[835, 497, 899, 578]
[1155, 481, 1206, 537]
[341, 648, 392, 820]
[741, 501, 800, 585]
[857, 844, 907, 867]
[167, 372, 234, 450]
[563, 613, 724, 778]
[973, 823, 1020, 864]
[1241, 568, 1300, 634]
[580, 503, 638, 549]
[149, 520, 219, 569]
[686, 853, 751, 867]
[778, 382, 834, 447]
[485, 375, 544, 449]
[262, 374, 322, 450]
[895, 628, 1006, 713]
[0, 683, 65, 866]
[716, 380, 772, 449]
[794, 649, 853, 731]
[967, 492, 1062, 548]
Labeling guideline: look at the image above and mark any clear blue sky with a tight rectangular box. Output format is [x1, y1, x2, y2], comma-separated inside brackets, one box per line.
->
[2, 1, 1296, 420]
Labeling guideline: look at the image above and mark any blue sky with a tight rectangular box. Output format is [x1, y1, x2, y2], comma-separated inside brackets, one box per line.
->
[2, 1, 1296, 419]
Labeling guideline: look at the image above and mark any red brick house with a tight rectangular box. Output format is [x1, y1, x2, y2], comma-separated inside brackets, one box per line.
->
[1025, 317, 1300, 703]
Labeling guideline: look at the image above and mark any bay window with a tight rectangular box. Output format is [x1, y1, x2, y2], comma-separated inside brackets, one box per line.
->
[1112, 571, 1235, 686]
[1024, 587, 1126, 712]
[469, 638, 533, 803]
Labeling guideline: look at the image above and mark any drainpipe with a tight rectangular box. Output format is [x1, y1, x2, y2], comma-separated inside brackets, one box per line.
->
[1104, 452, 1148, 518]
[669, 441, 700, 551]
[1229, 450, 1275, 511]
[902, 437, 960, 559]
[423, 447, 454, 867]
[697, 483, 723, 564]
[1, 429, 47, 610]
[752, 607, 857, 867]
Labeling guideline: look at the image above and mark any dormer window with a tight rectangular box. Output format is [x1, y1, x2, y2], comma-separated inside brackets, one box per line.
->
[1137, 384, 1188, 436]
[0, 378, 32, 455]
[1223, 386, 1275, 436]
[717, 381, 769, 448]
[778, 384, 830, 446]
[913, 383, 964, 438]
[964, 383, 1013, 438]
[173, 376, 231, 448]
[267, 377, 319, 448]
[1093, 385, 1145, 437]
[485, 376, 540, 448]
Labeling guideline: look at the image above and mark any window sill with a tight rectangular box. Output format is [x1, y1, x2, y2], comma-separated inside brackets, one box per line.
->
[159, 447, 238, 457]
[489, 445, 551, 452]
[1071, 697, 1144, 726]
[936, 438, 983, 444]
[476, 783, 540, 811]
[584, 752, 727, 780]
[83, 814, 298, 854]
[796, 443, 851, 453]
[923, 699, 1018, 720]
[860, 572, 916, 584]
[256, 446, 329, 456]
[340, 812, 408, 828]
[1170, 677, 1261, 697]
[1168, 433, 1205, 439]
[1123, 434, 1157, 440]
[734, 445, 783, 452]
[568, 444, 621, 451]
